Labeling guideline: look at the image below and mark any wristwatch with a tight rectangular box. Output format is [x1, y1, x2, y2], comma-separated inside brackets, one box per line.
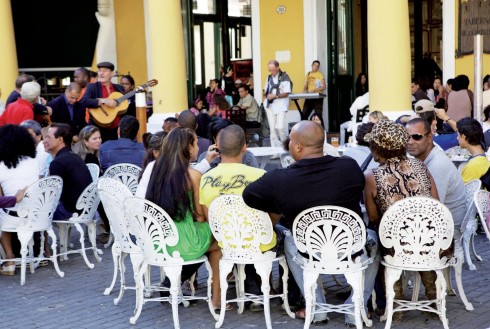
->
[101, 99, 106, 105]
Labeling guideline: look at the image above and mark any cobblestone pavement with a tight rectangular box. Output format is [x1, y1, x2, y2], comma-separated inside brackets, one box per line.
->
[1, 227, 490, 329]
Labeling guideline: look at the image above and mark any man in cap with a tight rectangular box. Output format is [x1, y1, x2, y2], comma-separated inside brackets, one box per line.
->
[80, 61, 125, 141]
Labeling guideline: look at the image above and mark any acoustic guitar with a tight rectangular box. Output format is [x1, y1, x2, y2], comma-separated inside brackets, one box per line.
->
[89, 79, 158, 127]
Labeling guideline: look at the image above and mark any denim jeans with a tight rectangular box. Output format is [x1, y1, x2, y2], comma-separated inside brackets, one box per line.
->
[276, 224, 380, 324]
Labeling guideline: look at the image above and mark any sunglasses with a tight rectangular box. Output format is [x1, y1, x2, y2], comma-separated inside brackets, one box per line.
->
[409, 132, 430, 141]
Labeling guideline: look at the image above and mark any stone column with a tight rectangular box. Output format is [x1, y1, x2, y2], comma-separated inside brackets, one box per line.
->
[0, 1, 18, 101]
[146, 0, 187, 114]
[368, 0, 412, 116]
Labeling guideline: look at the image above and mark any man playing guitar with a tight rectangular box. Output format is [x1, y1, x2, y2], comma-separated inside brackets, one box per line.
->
[80, 61, 125, 142]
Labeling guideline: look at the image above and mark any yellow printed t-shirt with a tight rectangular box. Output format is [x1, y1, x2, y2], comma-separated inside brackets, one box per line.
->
[199, 163, 276, 251]
[461, 155, 490, 183]
[305, 70, 324, 92]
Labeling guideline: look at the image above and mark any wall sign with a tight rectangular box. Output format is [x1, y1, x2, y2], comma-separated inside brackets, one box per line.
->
[458, 0, 490, 56]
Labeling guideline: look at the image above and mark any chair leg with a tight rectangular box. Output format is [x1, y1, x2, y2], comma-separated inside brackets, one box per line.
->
[87, 221, 102, 262]
[303, 271, 319, 329]
[114, 252, 128, 305]
[216, 260, 234, 329]
[57, 223, 69, 261]
[130, 253, 145, 315]
[129, 260, 147, 325]
[381, 268, 402, 329]
[17, 231, 33, 286]
[470, 234, 482, 261]
[104, 243, 120, 295]
[236, 264, 246, 314]
[47, 228, 64, 279]
[204, 260, 219, 321]
[27, 237, 35, 273]
[166, 266, 183, 329]
[411, 271, 421, 302]
[104, 233, 114, 249]
[452, 257, 474, 311]
[462, 228, 476, 270]
[278, 258, 295, 318]
[344, 271, 364, 329]
[74, 223, 94, 269]
[255, 262, 273, 329]
[435, 270, 450, 329]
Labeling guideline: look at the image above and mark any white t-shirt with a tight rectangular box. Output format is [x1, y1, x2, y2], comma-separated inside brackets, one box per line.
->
[264, 73, 291, 115]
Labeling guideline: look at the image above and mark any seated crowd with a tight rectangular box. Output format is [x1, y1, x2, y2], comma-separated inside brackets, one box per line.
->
[0, 64, 489, 327]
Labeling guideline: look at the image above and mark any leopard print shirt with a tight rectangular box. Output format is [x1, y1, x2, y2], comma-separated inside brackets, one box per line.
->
[373, 156, 432, 215]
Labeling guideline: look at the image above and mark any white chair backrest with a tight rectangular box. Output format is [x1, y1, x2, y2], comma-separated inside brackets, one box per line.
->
[461, 179, 481, 232]
[103, 163, 142, 195]
[98, 178, 138, 253]
[280, 152, 295, 168]
[124, 197, 183, 265]
[292, 206, 366, 272]
[17, 176, 63, 231]
[208, 195, 275, 262]
[71, 180, 100, 221]
[473, 190, 490, 240]
[86, 163, 100, 182]
[379, 196, 454, 270]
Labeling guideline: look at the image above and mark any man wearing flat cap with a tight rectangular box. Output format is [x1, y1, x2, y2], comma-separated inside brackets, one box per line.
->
[80, 61, 125, 141]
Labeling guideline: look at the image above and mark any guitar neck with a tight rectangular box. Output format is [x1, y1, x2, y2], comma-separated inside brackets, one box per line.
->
[115, 83, 148, 103]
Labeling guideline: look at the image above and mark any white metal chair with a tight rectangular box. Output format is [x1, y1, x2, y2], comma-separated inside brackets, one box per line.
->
[103, 163, 141, 195]
[461, 179, 482, 270]
[97, 177, 143, 306]
[124, 196, 215, 327]
[52, 180, 102, 269]
[379, 197, 454, 329]
[86, 163, 100, 182]
[208, 195, 294, 329]
[473, 190, 490, 242]
[102, 163, 142, 248]
[292, 206, 373, 329]
[0, 176, 64, 285]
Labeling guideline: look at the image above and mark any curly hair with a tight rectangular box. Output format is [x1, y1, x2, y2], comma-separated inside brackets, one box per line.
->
[0, 125, 36, 169]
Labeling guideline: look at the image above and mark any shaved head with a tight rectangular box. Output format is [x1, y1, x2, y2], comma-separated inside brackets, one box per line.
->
[292, 121, 325, 148]
[289, 121, 325, 160]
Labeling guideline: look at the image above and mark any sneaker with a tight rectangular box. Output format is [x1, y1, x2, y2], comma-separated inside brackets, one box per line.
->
[249, 302, 264, 312]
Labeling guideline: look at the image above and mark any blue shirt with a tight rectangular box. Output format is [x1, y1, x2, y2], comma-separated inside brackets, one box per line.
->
[99, 138, 145, 171]
[63, 94, 74, 121]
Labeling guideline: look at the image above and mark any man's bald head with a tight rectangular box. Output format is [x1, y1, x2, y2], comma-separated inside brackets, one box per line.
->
[177, 110, 197, 130]
[288, 121, 325, 160]
[291, 121, 325, 148]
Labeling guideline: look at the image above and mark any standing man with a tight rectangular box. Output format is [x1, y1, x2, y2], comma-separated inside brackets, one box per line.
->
[237, 85, 260, 128]
[302, 60, 326, 120]
[264, 60, 291, 158]
[74, 67, 91, 123]
[48, 82, 87, 141]
[43, 123, 92, 220]
[80, 61, 125, 142]
[243, 121, 378, 325]
[406, 117, 466, 242]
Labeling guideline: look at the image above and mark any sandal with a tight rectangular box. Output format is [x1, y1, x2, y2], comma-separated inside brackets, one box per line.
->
[0, 264, 16, 276]
[214, 303, 234, 312]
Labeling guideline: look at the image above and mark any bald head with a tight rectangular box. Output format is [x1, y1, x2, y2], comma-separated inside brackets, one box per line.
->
[219, 124, 246, 157]
[293, 121, 325, 147]
[289, 121, 325, 160]
[178, 110, 197, 130]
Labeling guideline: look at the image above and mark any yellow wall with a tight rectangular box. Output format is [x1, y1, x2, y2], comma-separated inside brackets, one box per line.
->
[454, 1, 489, 91]
[259, 0, 304, 109]
[114, 0, 148, 86]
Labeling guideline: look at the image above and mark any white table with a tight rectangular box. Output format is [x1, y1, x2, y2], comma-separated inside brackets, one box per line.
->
[248, 147, 286, 169]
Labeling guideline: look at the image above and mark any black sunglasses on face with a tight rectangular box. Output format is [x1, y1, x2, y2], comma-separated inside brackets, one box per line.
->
[409, 132, 430, 141]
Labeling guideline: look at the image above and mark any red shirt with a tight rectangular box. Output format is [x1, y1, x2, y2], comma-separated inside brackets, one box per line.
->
[0, 98, 34, 126]
[101, 83, 120, 129]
